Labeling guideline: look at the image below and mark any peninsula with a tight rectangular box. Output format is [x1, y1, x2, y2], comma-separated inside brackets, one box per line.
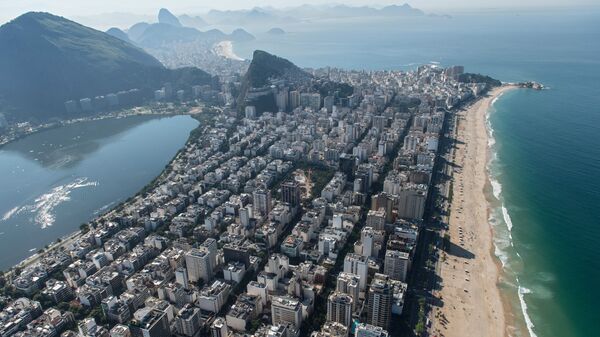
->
[0, 12, 533, 337]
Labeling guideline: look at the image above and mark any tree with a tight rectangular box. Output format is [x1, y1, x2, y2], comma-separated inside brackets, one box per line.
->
[89, 306, 107, 325]
[57, 302, 70, 312]
[246, 319, 262, 333]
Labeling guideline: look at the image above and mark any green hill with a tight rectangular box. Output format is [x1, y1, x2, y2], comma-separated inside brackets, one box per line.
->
[0, 12, 213, 121]
[243, 50, 308, 88]
[237, 50, 311, 115]
[458, 73, 502, 88]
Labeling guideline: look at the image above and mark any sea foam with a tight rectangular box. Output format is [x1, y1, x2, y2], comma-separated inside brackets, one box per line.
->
[502, 205, 514, 232]
[487, 92, 538, 337]
[518, 284, 539, 337]
[491, 178, 502, 200]
[491, 92, 504, 106]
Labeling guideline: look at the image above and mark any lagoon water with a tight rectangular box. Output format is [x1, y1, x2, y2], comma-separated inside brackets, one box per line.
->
[234, 8, 600, 337]
[0, 115, 197, 269]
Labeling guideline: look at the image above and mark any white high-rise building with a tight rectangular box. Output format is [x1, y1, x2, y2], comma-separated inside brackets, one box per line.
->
[361, 227, 376, 257]
[327, 292, 353, 326]
[253, 189, 272, 217]
[383, 250, 410, 282]
[175, 267, 189, 289]
[240, 206, 251, 227]
[185, 248, 213, 283]
[336, 272, 360, 310]
[366, 208, 386, 230]
[343, 253, 369, 290]
[396, 186, 427, 220]
[200, 238, 218, 270]
[367, 274, 393, 329]
[198, 280, 231, 313]
[175, 304, 201, 337]
[271, 296, 303, 329]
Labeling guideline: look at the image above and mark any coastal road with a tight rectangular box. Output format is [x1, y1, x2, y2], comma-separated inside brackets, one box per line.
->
[401, 107, 456, 336]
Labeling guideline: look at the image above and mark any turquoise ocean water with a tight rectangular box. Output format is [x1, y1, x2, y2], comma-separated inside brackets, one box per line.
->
[233, 8, 600, 337]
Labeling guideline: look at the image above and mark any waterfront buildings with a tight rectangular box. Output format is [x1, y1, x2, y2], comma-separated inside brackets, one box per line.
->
[384, 250, 410, 282]
[1, 62, 490, 337]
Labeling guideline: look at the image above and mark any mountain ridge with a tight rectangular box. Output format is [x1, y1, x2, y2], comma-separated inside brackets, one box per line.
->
[0, 12, 214, 121]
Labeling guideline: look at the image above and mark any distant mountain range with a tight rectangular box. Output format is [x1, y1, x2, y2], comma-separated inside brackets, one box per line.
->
[0, 12, 214, 121]
[178, 15, 207, 29]
[267, 28, 286, 35]
[201, 3, 425, 25]
[70, 3, 428, 31]
[158, 8, 182, 27]
[106, 27, 131, 42]
[110, 8, 255, 50]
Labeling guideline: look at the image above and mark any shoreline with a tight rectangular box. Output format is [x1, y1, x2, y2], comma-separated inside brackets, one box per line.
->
[212, 40, 245, 61]
[485, 87, 537, 337]
[433, 85, 525, 337]
[0, 103, 205, 150]
[3, 107, 209, 273]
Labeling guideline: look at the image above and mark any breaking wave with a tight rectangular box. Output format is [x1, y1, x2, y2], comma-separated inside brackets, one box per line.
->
[487, 92, 538, 337]
[518, 284, 539, 337]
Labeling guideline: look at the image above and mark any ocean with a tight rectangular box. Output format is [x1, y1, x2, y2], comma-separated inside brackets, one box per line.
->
[232, 8, 600, 337]
[0, 115, 198, 269]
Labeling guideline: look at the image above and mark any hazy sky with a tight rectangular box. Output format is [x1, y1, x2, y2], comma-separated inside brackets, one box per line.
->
[1, 0, 597, 25]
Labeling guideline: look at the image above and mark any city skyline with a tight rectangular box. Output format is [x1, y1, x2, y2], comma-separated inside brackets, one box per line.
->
[0, 2, 597, 337]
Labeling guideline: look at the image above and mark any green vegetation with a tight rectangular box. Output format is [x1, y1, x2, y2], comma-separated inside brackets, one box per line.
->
[246, 319, 262, 334]
[244, 50, 305, 88]
[79, 223, 90, 233]
[313, 81, 354, 98]
[89, 306, 108, 325]
[32, 293, 53, 309]
[0, 12, 215, 120]
[458, 73, 502, 88]
[237, 50, 310, 114]
[415, 296, 427, 335]
[443, 234, 451, 251]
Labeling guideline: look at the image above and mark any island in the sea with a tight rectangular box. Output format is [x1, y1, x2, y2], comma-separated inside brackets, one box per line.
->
[267, 27, 286, 35]
[0, 10, 539, 337]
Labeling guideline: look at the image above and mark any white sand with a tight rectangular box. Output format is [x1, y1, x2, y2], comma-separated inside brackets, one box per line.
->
[212, 40, 244, 61]
[431, 86, 518, 337]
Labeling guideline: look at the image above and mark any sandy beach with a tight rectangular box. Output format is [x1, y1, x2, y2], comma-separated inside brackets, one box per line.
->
[212, 40, 245, 61]
[431, 86, 517, 337]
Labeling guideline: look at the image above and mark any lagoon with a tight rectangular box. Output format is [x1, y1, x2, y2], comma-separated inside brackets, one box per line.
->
[0, 115, 198, 269]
